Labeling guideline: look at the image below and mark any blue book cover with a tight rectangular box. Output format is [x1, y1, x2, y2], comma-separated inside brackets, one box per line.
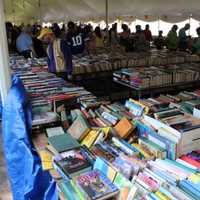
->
[93, 157, 117, 182]
[154, 170, 177, 186]
[75, 169, 119, 200]
[136, 121, 176, 160]
[179, 180, 200, 200]
[125, 100, 144, 116]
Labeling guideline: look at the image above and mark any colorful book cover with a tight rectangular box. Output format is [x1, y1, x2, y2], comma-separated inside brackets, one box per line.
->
[94, 157, 118, 182]
[54, 147, 92, 176]
[58, 180, 83, 200]
[75, 169, 119, 200]
[81, 129, 99, 148]
[114, 173, 138, 200]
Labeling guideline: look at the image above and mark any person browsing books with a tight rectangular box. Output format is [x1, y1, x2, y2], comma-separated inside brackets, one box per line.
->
[38, 28, 73, 80]
[66, 21, 90, 55]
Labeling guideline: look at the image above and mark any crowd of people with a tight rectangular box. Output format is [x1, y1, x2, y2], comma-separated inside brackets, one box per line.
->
[5, 21, 200, 80]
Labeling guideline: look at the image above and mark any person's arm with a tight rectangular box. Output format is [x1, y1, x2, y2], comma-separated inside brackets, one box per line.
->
[84, 34, 90, 54]
[61, 40, 73, 75]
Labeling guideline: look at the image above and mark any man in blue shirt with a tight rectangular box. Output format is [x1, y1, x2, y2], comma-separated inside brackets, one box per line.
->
[38, 28, 73, 80]
[16, 26, 35, 58]
[66, 21, 89, 55]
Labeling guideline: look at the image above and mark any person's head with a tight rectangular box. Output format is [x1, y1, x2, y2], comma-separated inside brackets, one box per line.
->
[84, 25, 92, 34]
[158, 30, 163, 37]
[136, 25, 142, 33]
[52, 23, 61, 38]
[184, 23, 190, 30]
[112, 23, 117, 31]
[196, 27, 200, 36]
[172, 25, 178, 32]
[145, 24, 150, 30]
[37, 28, 54, 44]
[122, 24, 128, 32]
[5, 22, 13, 31]
[94, 26, 102, 38]
[22, 25, 32, 35]
[68, 21, 75, 31]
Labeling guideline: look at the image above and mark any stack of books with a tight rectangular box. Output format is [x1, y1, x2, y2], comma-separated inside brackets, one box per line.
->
[40, 119, 200, 200]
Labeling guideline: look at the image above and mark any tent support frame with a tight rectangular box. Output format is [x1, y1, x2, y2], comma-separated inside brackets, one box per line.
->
[0, 0, 11, 105]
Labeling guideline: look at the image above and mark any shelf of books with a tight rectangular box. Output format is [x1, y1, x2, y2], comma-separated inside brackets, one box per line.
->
[34, 89, 200, 200]
[72, 48, 200, 78]
[113, 62, 200, 99]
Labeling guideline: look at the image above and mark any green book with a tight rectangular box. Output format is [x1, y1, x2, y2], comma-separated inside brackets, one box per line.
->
[165, 159, 197, 174]
[58, 180, 82, 200]
[67, 115, 90, 141]
[48, 133, 80, 153]
[114, 173, 138, 199]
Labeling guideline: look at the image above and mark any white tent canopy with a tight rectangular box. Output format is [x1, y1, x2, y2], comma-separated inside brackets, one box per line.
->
[4, 0, 200, 24]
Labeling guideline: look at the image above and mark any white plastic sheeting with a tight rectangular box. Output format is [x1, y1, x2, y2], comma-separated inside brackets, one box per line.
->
[3, 0, 200, 23]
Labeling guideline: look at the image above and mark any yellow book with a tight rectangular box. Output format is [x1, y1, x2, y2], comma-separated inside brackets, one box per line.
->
[38, 150, 53, 170]
[155, 191, 171, 200]
[132, 143, 154, 159]
[129, 99, 149, 114]
[188, 173, 200, 184]
[81, 129, 99, 148]
[38, 149, 52, 162]
[99, 127, 110, 138]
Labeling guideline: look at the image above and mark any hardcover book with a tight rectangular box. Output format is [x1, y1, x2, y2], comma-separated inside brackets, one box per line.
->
[114, 117, 135, 139]
[54, 147, 92, 177]
[75, 169, 119, 200]
[68, 115, 90, 141]
[48, 133, 80, 153]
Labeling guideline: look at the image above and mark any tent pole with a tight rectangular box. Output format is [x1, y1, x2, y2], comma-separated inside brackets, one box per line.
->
[105, 0, 108, 30]
[189, 14, 192, 36]
[0, 0, 11, 105]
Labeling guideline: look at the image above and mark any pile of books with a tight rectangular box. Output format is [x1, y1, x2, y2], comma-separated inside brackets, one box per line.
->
[39, 102, 200, 199]
[113, 62, 200, 89]
[10, 56, 98, 126]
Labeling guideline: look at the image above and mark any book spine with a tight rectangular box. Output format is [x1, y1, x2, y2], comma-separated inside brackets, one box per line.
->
[52, 162, 70, 181]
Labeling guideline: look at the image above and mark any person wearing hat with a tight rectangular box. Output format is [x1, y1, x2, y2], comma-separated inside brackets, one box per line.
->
[38, 28, 73, 80]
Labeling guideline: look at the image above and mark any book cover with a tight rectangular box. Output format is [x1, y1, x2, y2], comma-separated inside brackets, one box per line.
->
[81, 129, 100, 148]
[114, 173, 138, 200]
[58, 180, 83, 200]
[75, 169, 119, 200]
[114, 117, 135, 139]
[138, 137, 167, 159]
[54, 147, 92, 177]
[91, 144, 116, 162]
[46, 126, 65, 138]
[67, 115, 90, 141]
[48, 133, 80, 153]
[94, 157, 118, 182]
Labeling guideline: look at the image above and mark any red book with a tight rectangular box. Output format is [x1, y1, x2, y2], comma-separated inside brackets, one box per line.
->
[81, 110, 90, 119]
[46, 94, 77, 102]
[180, 155, 200, 169]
